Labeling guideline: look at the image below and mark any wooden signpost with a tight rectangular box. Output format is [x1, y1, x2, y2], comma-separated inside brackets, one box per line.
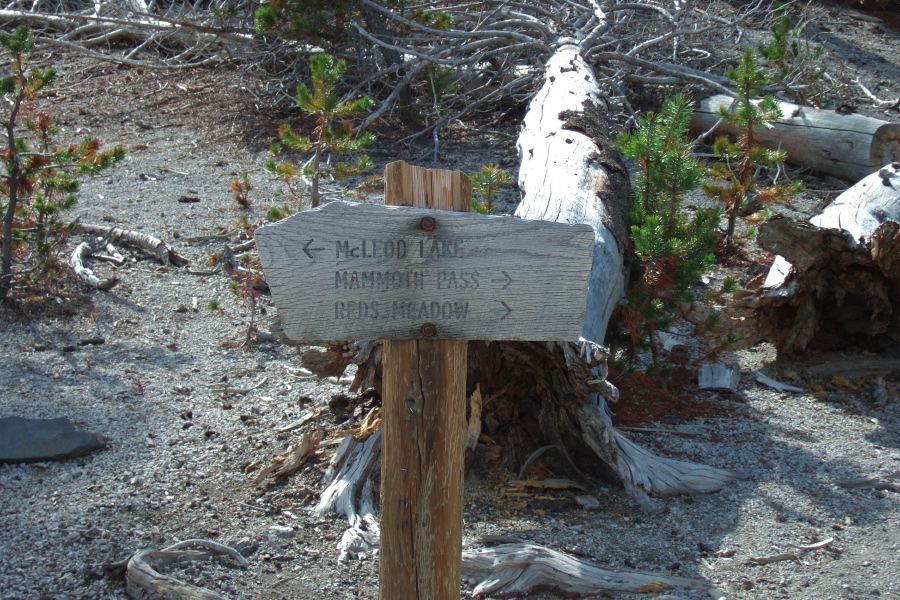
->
[255, 161, 595, 600]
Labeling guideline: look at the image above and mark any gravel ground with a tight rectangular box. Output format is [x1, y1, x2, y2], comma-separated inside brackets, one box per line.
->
[2, 3, 900, 599]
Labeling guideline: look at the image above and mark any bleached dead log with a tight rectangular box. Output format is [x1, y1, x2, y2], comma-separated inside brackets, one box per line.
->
[515, 42, 629, 343]
[461, 543, 712, 598]
[77, 223, 189, 267]
[510, 43, 738, 502]
[757, 162, 900, 353]
[69, 241, 120, 291]
[691, 94, 900, 182]
[125, 539, 247, 600]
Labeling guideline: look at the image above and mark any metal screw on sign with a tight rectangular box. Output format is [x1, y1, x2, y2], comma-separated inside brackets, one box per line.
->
[420, 216, 436, 231]
[421, 323, 437, 337]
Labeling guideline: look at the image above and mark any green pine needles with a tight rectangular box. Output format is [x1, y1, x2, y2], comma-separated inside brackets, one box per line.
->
[266, 53, 375, 210]
[471, 163, 510, 215]
[1, 26, 125, 302]
[614, 94, 720, 364]
[703, 47, 802, 241]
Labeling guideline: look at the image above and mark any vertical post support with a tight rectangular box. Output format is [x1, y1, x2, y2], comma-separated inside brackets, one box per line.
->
[380, 160, 471, 600]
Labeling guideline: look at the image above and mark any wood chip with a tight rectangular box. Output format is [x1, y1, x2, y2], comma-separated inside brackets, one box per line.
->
[790, 537, 834, 551]
[755, 372, 803, 393]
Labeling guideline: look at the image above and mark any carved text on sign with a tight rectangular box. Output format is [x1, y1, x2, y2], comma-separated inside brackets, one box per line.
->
[255, 201, 595, 341]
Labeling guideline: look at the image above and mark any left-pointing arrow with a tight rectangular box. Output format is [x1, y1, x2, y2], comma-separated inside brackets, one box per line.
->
[303, 239, 325, 259]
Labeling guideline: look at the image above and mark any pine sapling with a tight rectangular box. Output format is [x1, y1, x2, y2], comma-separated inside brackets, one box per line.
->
[0, 26, 125, 302]
[471, 163, 510, 215]
[614, 94, 720, 364]
[266, 53, 374, 210]
[703, 47, 802, 242]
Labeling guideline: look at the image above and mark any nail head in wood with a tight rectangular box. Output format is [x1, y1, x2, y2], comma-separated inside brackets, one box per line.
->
[421, 323, 437, 337]
[420, 216, 437, 232]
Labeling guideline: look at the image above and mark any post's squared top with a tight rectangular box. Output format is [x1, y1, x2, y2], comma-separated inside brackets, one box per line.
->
[385, 160, 472, 212]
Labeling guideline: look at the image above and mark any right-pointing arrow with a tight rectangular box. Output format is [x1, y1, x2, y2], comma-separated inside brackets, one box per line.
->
[491, 271, 513, 289]
[490, 301, 512, 320]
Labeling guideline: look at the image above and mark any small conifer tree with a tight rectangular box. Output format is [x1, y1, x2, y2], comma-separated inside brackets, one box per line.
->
[703, 47, 803, 241]
[266, 53, 374, 210]
[614, 94, 720, 364]
[0, 26, 125, 302]
[471, 163, 510, 215]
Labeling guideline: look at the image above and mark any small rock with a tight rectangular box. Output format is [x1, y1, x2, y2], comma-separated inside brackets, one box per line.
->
[269, 525, 295, 539]
[0, 417, 106, 464]
[77, 337, 105, 346]
[59, 472, 74, 483]
[574, 495, 601, 510]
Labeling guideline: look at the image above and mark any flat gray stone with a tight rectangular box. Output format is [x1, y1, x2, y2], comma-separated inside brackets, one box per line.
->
[0, 417, 106, 463]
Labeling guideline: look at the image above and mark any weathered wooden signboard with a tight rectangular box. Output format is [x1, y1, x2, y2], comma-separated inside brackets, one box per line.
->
[255, 200, 595, 341]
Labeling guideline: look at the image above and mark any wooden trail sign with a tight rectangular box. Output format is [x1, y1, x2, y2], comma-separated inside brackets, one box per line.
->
[254, 200, 594, 342]
[255, 161, 596, 600]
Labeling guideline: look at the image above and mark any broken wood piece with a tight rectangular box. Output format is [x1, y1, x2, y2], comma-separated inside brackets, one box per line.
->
[276, 406, 327, 434]
[835, 476, 900, 492]
[78, 223, 189, 267]
[125, 538, 247, 600]
[465, 384, 483, 453]
[657, 331, 689, 362]
[873, 376, 890, 410]
[461, 543, 711, 597]
[252, 428, 323, 485]
[698, 363, 741, 392]
[790, 537, 835, 551]
[755, 372, 803, 393]
[70, 241, 120, 291]
[313, 429, 382, 525]
[745, 552, 800, 566]
[691, 94, 900, 182]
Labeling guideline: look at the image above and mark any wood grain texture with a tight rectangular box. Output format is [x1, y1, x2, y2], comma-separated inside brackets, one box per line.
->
[381, 161, 468, 600]
[255, 201, 594, 341]
[691, 94, 900, 183]
[381, 339, 466, 600]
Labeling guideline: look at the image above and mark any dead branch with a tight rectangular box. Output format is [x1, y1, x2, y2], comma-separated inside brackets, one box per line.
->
[77, 223, 188, 266]
[69, 241, 120, 291]
[461, 543, 712, 598]
[125, 538, 247, 600]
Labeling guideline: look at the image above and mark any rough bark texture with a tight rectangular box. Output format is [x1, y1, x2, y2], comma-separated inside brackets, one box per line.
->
[691, 95, 900, 183]
[757, 162, 900, 354]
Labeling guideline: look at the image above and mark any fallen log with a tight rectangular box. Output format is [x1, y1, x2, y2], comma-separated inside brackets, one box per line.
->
[757, 162, 900, 353]
[690, 94, 900, 182]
